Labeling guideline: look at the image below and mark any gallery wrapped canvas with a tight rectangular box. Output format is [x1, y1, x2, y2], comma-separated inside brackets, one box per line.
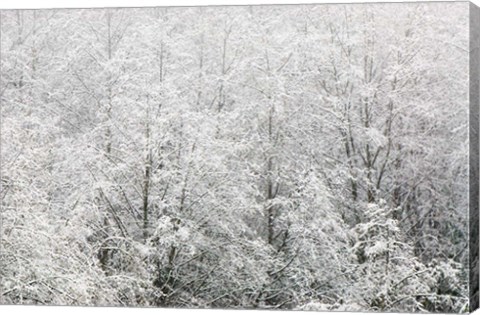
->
[0, 1, 479, 313]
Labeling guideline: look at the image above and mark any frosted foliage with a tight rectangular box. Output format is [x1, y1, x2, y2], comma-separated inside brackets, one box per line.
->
[0, 2, 470, 313]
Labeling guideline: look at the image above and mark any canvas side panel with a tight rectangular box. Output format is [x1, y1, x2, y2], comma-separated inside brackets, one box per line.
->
[0, 10, 4, 306]
[470, 2, 480, 312]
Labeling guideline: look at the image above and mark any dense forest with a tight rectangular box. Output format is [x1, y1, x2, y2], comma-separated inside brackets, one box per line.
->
[0, 2, 471, 312]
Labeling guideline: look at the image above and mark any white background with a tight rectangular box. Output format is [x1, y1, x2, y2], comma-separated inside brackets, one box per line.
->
[0, 0, 478, 315]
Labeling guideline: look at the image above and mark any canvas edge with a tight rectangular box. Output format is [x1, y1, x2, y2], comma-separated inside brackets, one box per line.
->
[0, 9, 4, 307]
[469, 1, 480, 313]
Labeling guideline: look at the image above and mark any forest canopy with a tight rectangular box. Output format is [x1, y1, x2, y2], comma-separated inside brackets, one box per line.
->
[0, 2, 471, 313]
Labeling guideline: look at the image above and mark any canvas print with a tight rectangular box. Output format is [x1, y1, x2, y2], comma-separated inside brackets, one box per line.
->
[0, 1, 478, 313]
